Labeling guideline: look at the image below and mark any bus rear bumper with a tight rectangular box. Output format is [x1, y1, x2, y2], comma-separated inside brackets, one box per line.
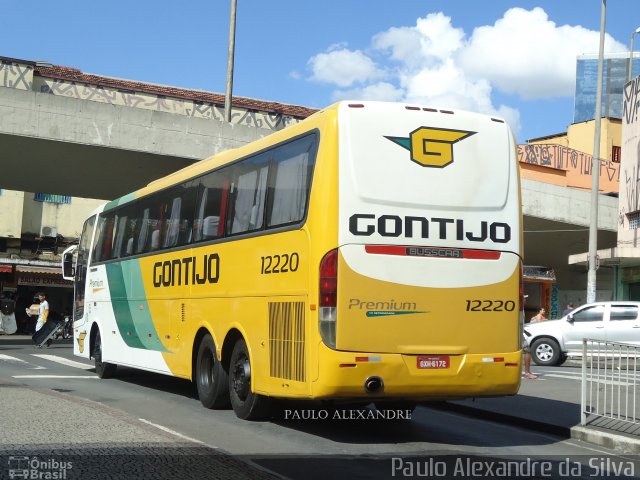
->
[311, 348, 522, 400]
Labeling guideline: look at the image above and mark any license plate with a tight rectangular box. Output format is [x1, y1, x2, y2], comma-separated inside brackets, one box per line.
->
[417, 355, 450, 369]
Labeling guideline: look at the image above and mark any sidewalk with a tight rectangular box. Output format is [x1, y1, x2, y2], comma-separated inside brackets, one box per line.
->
[0, 376, 279, 479]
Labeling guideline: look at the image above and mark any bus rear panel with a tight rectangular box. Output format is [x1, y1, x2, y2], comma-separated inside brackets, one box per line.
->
[315, 102, 522, 400]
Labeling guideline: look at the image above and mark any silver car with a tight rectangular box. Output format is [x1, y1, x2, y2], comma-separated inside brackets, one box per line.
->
[523, 302, 640, 366]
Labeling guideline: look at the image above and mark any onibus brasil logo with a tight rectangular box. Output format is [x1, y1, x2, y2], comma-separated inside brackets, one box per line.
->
[385, 127, 476, 168]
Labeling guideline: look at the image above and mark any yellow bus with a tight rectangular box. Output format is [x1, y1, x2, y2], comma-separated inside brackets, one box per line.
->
[62, 101, 523, 420]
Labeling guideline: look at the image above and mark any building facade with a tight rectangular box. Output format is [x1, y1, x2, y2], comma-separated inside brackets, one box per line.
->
[574, 52, 640, 124]
[569, 74, 640, 299]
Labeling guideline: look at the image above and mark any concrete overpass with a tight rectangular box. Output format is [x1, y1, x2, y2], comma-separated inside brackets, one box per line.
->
[0, 56, 618, 305]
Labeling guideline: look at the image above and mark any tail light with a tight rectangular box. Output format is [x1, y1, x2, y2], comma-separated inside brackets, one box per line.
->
[319, 249, 337, 349]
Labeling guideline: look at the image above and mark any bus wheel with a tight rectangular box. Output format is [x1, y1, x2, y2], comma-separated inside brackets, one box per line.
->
[94, 329, 117, 379]
[229, 339, 271, 420]
[195, 334, 230, 409]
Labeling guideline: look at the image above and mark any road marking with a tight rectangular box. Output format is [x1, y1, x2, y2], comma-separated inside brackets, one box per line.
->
[543, 373, 582, 381]
[138, 418, 216, 448]
[12, 375, 98, 379]
[31, 354, 93, 370]
[0, 354, 46, 369]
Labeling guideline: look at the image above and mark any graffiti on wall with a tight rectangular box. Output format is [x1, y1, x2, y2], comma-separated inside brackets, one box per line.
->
[623, 76, 640, 126]
[620, 77, 640, 238]
[33, 78, 297, 131]
[517, 143, 619, 182]
[0, 60, 33, 90]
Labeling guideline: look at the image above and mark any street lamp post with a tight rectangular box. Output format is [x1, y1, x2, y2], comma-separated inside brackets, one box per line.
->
[587, 0, 607, 304]
[628, 27, 640, 83]
[224, 0, 238, 123]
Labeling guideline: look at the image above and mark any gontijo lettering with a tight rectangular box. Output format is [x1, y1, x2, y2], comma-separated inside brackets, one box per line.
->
[153, 254, 220, 287]
[349, 214, 511, 243]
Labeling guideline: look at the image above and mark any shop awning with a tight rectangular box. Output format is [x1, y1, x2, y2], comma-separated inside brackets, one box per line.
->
[0, 265, 12, 273]
[15, 265, 61, 275]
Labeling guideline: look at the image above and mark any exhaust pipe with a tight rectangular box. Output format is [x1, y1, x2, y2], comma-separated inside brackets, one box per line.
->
[364, 376, 384, 393]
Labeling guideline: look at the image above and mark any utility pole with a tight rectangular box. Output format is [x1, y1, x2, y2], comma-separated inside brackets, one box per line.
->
[224, 0, 237, 123]
[587, 0, 606, 303]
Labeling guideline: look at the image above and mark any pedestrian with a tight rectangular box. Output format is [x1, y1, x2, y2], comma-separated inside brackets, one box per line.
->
[522, 334, 538, 380]
[31, 292, 49, 332]
[0, 291, 18, 335]
[530, 308, 546, 323]
[562, 303, 574, 317]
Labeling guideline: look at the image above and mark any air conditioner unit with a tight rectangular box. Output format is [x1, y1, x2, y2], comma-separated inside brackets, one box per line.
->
[40, 225, 58, 238]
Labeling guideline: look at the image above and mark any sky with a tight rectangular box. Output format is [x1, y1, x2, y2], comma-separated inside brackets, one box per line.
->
[0, 0, 639, 142]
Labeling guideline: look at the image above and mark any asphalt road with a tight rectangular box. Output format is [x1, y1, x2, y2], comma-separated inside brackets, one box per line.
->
[0, 337, 637, 480]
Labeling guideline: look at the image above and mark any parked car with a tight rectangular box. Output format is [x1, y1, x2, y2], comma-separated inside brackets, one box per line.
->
[523, 302, 640, 366]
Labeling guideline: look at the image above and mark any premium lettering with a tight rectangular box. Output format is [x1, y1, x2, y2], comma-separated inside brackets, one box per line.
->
[153, 254, 220, 287]
[349, 213, 511, 244]
[348, 298, 417, 311]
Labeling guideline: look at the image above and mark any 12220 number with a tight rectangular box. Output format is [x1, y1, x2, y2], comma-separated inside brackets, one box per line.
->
[465, 300, 516, 312]
[260, 253, 299, 274]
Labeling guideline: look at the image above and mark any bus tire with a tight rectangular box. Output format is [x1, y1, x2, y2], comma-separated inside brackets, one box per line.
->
[531, 337, 560, 366]
[94, 329, 117, 379]
[229, 338, 271, 420]
[195, 334, 230, 409]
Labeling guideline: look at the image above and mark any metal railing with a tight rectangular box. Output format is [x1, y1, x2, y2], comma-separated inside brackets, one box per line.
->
[581, 339, 640, 434]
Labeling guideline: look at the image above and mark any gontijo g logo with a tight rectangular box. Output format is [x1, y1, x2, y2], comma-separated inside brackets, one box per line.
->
[385, 127, 475, 168]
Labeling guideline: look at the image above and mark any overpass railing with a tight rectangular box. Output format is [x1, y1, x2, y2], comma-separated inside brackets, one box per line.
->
[581, 339, 640, 435]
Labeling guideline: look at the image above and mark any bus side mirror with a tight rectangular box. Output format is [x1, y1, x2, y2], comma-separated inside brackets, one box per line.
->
[61, 245, 77, 280]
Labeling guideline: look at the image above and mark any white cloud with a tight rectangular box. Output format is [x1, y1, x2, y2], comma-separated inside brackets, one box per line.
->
[307, 46, 384, 88]
[458, 7, 627, 98]
[304, 7, 627, 137]
[373, 12, 464, 67]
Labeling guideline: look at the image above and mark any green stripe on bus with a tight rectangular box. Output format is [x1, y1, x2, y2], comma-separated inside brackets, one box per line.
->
[106, 262, 145, 349]
[104, 192, 137, 212]
[105, 261, 167, 352]
[124, 260, 168, 352]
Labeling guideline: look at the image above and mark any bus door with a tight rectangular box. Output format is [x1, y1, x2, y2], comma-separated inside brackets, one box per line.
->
[68, 215, 97, 327]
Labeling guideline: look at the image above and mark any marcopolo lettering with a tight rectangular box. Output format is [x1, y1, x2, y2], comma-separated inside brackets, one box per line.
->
[349, 213, 511, 244]
[153, 254, 220, 287]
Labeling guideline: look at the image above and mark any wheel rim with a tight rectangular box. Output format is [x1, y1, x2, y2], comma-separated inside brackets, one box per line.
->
[232, 353, 251, 401]
[535, 343, 554, 361]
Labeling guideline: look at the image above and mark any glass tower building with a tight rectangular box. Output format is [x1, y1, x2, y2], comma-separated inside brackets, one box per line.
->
[574, 52, 640, 124]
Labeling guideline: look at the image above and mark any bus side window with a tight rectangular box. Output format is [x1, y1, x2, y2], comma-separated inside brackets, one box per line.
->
[267, 136, 315, 228]
[96, 214, 116, 261]
[113, 214, 128, 258]
[163, 197, 182, 248]
[136, 207, 151, 254]
[193, 170, 227, 242]
[177, 182, 197, 246]
[229, 162, 268, 235]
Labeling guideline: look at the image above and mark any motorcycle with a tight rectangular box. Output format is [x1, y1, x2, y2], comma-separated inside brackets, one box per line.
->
[53, 315, 72, 340]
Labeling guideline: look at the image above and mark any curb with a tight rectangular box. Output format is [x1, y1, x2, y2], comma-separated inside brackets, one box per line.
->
[571, 426, 640, 454]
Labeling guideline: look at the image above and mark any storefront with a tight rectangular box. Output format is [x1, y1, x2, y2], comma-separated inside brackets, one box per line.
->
[0, 262, 73, 333]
